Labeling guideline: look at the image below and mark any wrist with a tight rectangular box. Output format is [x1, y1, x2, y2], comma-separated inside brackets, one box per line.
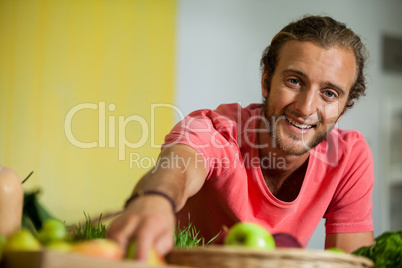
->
[124, 190, 177, 213]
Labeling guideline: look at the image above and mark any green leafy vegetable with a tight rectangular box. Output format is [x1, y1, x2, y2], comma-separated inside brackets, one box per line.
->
[352, 230, 402, 267]
[22, 189, 57, 234]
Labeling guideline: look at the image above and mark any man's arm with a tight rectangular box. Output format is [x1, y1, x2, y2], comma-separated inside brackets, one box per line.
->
[325, 232, 374, 253]
[107, 144, 207, 260]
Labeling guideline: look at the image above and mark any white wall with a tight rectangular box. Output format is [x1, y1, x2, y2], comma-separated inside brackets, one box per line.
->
[176, 0, 402, 249]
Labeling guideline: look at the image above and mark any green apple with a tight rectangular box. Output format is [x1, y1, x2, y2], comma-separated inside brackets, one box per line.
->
[224, 222, 275, 249]
[0, 235, 6, 261]
[125, 240, 165, 265]
[37, 219, 67, 245]
[45, 240, 72, 252]
[125, 240, 136, 259]
[326, 247, 345, 254]
[4, 229, 41, 251]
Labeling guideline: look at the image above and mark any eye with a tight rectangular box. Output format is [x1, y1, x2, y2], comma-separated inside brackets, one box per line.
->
[323, 90, 337, 99]
[286, 77, 302, 88]
[289, 78, 299, 85]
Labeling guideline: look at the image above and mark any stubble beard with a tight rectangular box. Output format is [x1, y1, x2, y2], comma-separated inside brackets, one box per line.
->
[262, 98, 336, 156]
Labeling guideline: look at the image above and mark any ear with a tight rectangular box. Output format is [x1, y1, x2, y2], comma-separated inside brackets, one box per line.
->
[261, 68, 268, 98]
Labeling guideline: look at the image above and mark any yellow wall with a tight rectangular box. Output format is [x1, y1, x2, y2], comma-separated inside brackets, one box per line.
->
[0, 0, 176, 224]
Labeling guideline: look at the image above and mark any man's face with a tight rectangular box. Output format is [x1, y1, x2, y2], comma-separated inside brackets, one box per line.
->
[262, 40, 357, 156]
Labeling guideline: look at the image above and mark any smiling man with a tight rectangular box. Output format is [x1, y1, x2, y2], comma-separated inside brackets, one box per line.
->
[107, 15, 375, 260]
[262, 41, 354, 155]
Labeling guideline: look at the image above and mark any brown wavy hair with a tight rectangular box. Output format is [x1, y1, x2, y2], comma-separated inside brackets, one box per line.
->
[260, 15, 368, 109]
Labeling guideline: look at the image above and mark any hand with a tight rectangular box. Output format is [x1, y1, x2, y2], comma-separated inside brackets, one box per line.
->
[106, 195, 175, 261]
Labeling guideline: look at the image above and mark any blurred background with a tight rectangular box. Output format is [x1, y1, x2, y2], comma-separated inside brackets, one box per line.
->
[1, 0, 402, 249]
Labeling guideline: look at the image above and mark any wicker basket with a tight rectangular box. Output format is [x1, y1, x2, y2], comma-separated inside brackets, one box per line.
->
[166, 246, 374, 268]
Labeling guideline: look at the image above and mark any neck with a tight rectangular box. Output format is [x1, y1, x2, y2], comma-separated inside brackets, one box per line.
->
[258, 115, 310, 198]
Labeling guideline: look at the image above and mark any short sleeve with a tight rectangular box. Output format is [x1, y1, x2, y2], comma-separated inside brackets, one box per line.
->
[324, 135, 374, 233]
[162, 108, 240, 179]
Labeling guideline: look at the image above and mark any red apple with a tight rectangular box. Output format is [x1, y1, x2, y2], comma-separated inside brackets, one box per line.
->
[70, 239, 124, 260]
[272, 233, 302, 248]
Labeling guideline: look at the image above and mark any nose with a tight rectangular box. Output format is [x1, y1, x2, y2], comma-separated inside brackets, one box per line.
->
[294, 88, 319, 117]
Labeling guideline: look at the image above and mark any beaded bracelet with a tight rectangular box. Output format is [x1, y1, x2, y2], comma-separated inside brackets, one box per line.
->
[124, 190, 177, 213]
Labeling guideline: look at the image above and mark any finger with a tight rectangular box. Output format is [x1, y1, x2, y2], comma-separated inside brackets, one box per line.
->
[134, 213, 172, 261]
[154, 231, 174, 256]
[107, 214, 140, 249]
[135, 227, 155, 261]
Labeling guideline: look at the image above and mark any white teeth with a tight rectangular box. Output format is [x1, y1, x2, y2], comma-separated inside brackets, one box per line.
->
[286, 116, 313, 129]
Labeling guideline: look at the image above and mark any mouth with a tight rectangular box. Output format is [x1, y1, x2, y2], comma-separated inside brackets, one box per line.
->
[285, 115, 316, 130]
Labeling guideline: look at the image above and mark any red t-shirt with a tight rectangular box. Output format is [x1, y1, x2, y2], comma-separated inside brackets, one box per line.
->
[163, 103, 374, 247]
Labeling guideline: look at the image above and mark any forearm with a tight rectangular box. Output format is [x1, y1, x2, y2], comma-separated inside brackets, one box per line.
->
[325, 232, 374, 253]
[107, 144, 207, 260]
[131, 144, 207, 211]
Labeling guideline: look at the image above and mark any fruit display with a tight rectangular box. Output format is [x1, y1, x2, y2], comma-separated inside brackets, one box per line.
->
[0, 166, 377, 267]
[0, 217, 166, 267]
[2, 219, 120, 258]
[167, 222, 375, 268]
[0, 167, 170, 268]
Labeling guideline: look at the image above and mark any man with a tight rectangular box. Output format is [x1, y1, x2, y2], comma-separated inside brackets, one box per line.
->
[107, 15, 375, 260]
